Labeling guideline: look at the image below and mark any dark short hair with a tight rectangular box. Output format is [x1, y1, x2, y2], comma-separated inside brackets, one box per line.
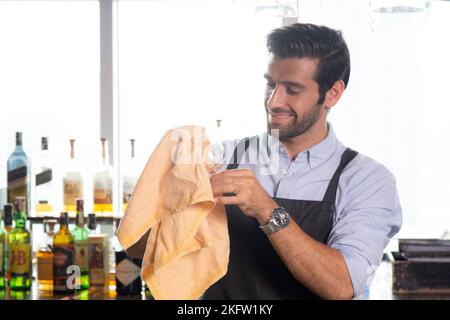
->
[267, 23, 350, 104]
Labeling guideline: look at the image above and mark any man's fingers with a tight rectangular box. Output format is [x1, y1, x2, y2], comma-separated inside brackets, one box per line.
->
[210, 170, 252, 187]
[210, 174, 235, 186]
[211, 183, 239, 197]
[211, 168, 252, 180]
[215, 196, 240, 205]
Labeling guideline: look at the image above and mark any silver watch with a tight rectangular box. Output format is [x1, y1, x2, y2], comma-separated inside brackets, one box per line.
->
[259, 207, 291, 235]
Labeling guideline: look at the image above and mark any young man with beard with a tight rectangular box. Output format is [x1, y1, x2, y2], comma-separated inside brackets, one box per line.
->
[204, 23, 402, 300]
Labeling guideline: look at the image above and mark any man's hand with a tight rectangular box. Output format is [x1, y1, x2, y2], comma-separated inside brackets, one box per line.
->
[210, 169, 278, 225]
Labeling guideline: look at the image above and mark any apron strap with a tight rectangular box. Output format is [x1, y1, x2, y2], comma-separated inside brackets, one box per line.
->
[322, 148, 359, 213]
[226, 136, 259, 170]
[226, 138, 358, 216]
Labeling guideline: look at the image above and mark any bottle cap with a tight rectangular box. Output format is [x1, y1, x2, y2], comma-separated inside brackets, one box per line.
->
[16, 131, 23, 146]
[3, 204, 13, 226]
[59, 212, 69, 226]
[41, 137, 48, 150]
[76, 199, 84, 213]
[88, 213, 97, 230]
[14, 196, 26, 212]
[76, 199, 85, 226]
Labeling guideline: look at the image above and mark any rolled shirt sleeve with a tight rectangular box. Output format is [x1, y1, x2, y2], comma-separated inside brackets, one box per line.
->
[327, 159, 403, 297]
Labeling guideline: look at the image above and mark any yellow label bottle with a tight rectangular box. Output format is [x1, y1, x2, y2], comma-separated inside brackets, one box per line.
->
[9, 197, 32, 291]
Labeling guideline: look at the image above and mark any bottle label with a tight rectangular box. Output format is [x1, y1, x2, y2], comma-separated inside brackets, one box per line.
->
[88, 238, 107, 285]
[10, 244, 31, 274]
[93, 177, 113, 205]
[75, 240, 89, 269]
[116, 258, 141, 286]
[63, 179, 83, 207]
[37, 252, 53, 281]
[53, 245, 75, 291]
[89, 268, 106, 285]
[0, 242, 4, 273]
[36, 169, 52, 186]
[36, 203, 54, 213]
[7, 166, 28, 209]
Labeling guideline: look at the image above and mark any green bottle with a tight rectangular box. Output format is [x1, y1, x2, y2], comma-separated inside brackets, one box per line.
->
[9, 197, 32, 290]
[73, 199, 89, 290]
[0, 209, 6, 289]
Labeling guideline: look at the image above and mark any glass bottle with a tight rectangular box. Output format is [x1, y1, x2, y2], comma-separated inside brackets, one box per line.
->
[114, 216, 142, 296]
[53, 212, 75, 293]
[73, 199, 89, 290]
[37, 218, 57, 291]
[63, 139, 83, 216]
[35, 137, 54, 216]
[3, 204, 13, 283]
[93, 138, 113, 217]
[9, 197, 32, 290]
[7, 132, 31, 213]
[122, 138, 138, 212]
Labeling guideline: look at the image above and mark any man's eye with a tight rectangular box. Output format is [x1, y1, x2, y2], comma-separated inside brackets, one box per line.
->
[286, 87, 300, 95]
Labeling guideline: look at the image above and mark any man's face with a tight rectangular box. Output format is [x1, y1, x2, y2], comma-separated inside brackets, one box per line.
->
[264, 56, 325, 141]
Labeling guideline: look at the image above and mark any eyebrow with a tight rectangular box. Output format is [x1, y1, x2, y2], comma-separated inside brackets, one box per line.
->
[264, 73, 306, 90]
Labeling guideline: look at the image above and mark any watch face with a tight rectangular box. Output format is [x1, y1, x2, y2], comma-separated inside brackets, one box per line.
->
[274, 209, 290, 227]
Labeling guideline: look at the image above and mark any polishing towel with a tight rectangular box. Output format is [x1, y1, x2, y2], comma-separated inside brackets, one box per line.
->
[117, 126, 229, 300]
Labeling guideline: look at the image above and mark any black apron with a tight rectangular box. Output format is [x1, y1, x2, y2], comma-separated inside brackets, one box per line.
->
[203, 136, 358, 300]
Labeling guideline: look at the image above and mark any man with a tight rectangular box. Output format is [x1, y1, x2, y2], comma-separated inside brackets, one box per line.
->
[203, 23, 402, 300]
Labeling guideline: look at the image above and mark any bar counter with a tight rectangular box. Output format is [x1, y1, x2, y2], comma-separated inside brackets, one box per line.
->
[2, 261, 450, 300]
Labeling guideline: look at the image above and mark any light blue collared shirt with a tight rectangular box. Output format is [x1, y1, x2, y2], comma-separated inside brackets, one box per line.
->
[222, 123, 403, 298]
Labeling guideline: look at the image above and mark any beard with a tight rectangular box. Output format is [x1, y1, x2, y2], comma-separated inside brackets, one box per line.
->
[266, 102, 323, 141]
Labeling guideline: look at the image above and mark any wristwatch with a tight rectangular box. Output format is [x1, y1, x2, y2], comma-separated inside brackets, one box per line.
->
[259, 207, 291, 235]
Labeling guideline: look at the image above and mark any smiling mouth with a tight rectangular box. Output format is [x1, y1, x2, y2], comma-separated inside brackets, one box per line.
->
[268, 111, 294, 119]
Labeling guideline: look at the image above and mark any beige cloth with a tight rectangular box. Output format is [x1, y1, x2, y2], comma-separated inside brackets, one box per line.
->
[117, 126, 229, 300]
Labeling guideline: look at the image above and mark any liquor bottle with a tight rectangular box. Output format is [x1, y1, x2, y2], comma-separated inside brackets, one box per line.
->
[7, 132, 31, 213]
[35, 137, 54, 216]
[114, 218, 142, 296]
[88, 233, 109, 288]
[87, 212, 108, 289]
[37, 218, 57, 291]
[3, 204, 13, 283]
[115, 251, 143, 296]
[63, 139, 83, 215]
[73, 199, 89, 290]
[0, 211, 5, 289]
[53, 212, 75, 293]
[109, 218, 118, 287]
[122, 139, 138, 212]
[9, 197, 32, 290]
[93, 138, 113, 216]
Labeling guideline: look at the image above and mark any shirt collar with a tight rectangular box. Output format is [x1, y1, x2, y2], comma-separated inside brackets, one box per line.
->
[265, 122, 340, 169]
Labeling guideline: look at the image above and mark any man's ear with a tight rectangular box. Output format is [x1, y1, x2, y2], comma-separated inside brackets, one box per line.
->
[324, 80, 346, 109]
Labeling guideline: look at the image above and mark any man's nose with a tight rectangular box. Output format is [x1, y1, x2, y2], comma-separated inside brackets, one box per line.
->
[266, 85, 286, 110]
